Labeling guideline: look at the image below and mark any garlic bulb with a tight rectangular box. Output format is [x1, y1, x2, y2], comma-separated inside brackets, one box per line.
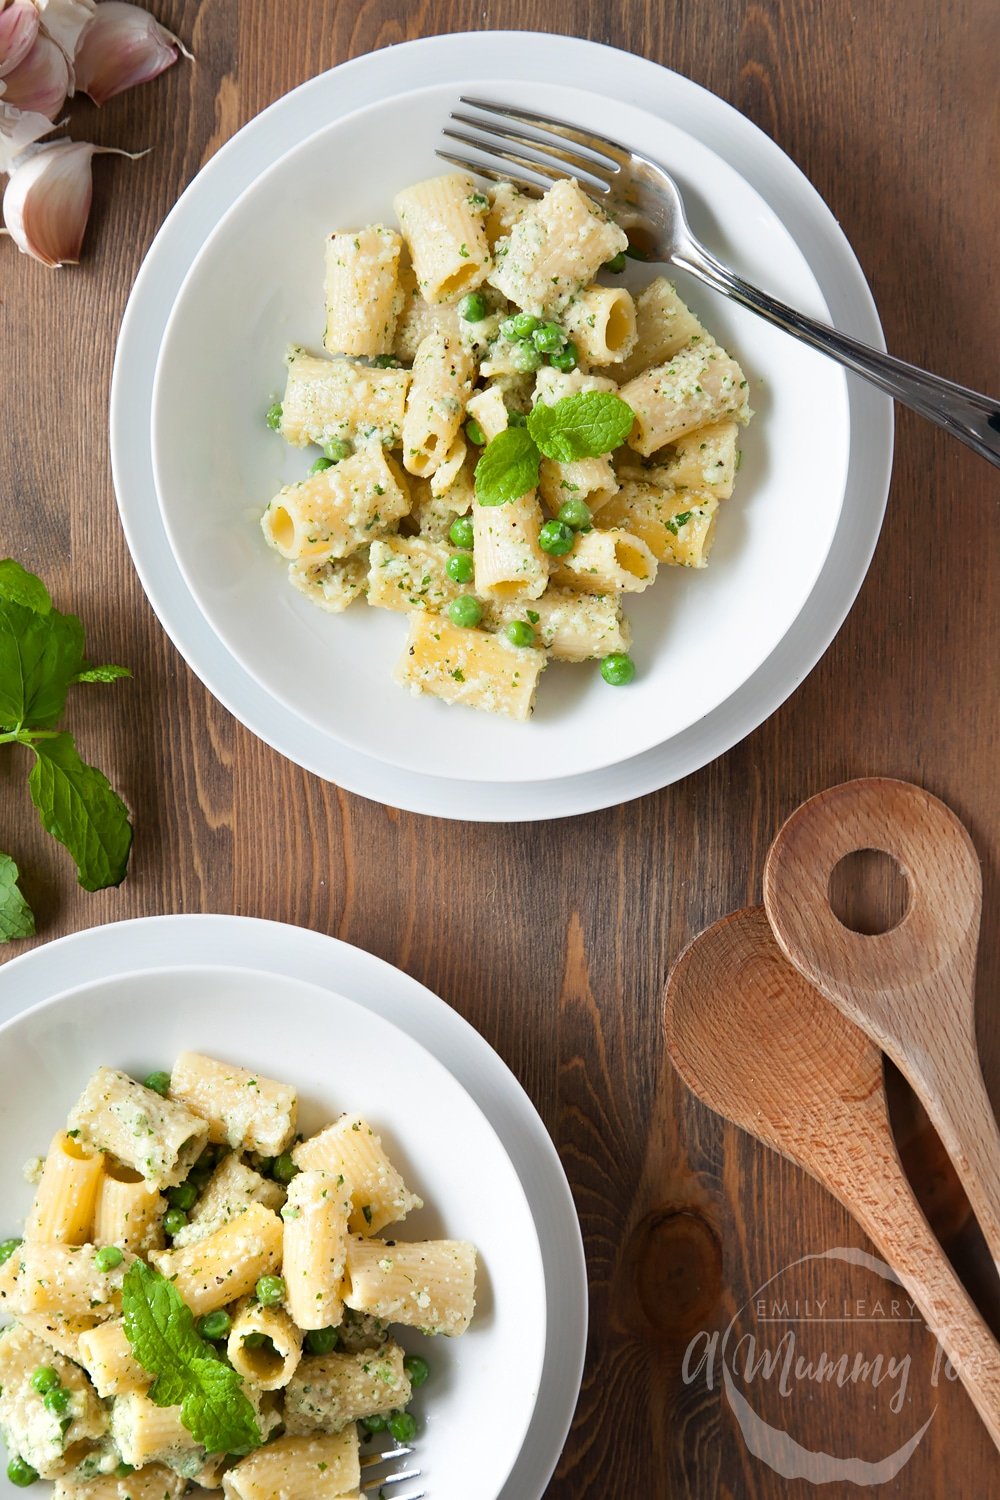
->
[34, 0, 95, 62]
[2, 138, 143, 266]
[0, 0, 40, 78]
[0, 32, 71, 118]
[0, 99, 55, 172]
[74, 0, 188, 106]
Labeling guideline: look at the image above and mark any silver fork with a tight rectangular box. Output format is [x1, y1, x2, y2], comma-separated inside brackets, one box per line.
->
[360, 1440, 424, 1498]
[440, 98, 1000, 470]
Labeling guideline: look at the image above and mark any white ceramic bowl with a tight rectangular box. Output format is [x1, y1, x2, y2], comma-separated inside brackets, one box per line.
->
[0, 965, 546, 1500]
[150, 77, 850, 785]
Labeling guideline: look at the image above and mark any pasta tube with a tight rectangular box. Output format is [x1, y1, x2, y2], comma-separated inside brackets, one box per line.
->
[551, 528, 658, 594]
[149, 1200, 283, 1316]
[293, 1115, 423, 1236]
[395, 611, 545, 721]
[344, 1235, 477, 1336]
[283, 1346, 410, 1436]
[169, 1051, 298, 1156]
[222, 1430, 360, 1500]
[25, 1131, 103, 1244]
[323, 224, 403, 357]
[620, 341, 751, 453]
[67, 1067, 209, 1191]
[394, 172, 490, 304]
[282, 1168, 352, 1331]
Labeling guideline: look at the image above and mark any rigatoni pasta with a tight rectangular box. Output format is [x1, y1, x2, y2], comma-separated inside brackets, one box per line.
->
[0, 1052, 479, 1491]
[258, 171, 752, 718]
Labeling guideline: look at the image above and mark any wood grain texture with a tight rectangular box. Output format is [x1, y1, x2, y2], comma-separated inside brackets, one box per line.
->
[1, 1, 998, 1494]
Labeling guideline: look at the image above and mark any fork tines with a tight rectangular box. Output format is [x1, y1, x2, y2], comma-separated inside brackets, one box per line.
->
[437, 96, 627, 198]
[359, 1442, 425, 1498]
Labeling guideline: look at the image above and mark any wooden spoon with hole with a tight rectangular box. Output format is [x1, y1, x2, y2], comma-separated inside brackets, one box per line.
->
[665, 906, 1000, 1448]
[763, 777, 1000, 1274]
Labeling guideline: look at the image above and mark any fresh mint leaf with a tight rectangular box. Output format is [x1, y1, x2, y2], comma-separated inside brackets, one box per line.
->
[473, 427, 541, 506]
[0, 560, 52, 614]
[0, 599, 84, 730]
[74, 664, 133, 684]
[27, 732, 132, 892]
[0, 854, 34, 941]
[122, 1261, 262, 1456]
[527, 391, 635, 462]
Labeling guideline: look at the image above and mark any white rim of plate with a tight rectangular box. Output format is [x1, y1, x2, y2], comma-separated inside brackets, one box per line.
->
[110, 31, 893, 820]
[0, 914, 587, 1500]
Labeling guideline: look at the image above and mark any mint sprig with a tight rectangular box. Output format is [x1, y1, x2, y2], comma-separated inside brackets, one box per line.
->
[473, 427, 540, 507]
[0, 854, 34, 941]
[527, 391, 635, 463]
[473, 392, 634, 506]
[122, 1261, 262, 1457]
[0, 560, 132, 938]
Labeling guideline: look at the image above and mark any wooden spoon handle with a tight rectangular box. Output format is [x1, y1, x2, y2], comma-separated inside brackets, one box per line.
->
[836, 1158, 1000, 1450]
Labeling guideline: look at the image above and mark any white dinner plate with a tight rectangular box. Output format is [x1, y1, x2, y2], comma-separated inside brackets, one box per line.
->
[111, 32, 893, 817]
[150, 80, 848, 784]
[0, 916, 586, 1500]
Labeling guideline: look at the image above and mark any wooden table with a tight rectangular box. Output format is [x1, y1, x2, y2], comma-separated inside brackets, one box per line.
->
[2, 2, 998, 1494]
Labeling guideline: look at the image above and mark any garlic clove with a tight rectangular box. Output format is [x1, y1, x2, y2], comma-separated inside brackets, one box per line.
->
[2, 138, 145, 267]
[34, 0, 95, 64]
[0, 0, 40, 79]
[0, 99, 56, 172]
[73, 0, 189, 106]
[0, 33, 71, 119]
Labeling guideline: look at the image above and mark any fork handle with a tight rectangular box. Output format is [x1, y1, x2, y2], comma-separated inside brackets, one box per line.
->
[673, 243, 1000, 469]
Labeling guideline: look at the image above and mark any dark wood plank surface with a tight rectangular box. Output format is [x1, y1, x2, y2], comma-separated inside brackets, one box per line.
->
[2, 1, 999, 1494]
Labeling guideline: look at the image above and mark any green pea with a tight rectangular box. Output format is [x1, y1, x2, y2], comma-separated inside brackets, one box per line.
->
[603, 251, 627, 273]
[241, 1331, 266, 1350]
[270, 1153, 299, 1185]
[448, 515, 474, 549]
[43, 1387, 70, 1416]
[538, 519, 575, 557]
[143, 1071, 171, 1096]
[6, 1457, 38, 1487]
[388, 1410, 418, 1443]
[511, 340, 542, 373]
[309, 455, 335, 474]
[360, 1413, 388, 1434]
[265, 402, 283, 431]
[168, 1182, 198, 1212]
[0, 1238, 22, 1265]
[548, 340, 578, 372]
[446, 553, 474, 584]
[601, 651, 636, 686]
[511, 312, 540, 338]
[507, 410, 528, 427]
[256, 1275, 286, 1306]
[558, 498, 592, 531]
[198, 1310, 232, 1342]
[116, 1465, 135, 1478]
[458, 291, 488, 322]
[372, 354, 401, 368]
[163, 1208, 188, 1238]
[30, 1367, 59, 1395]
[305, 1326, 340, 1355]
[447, 595, 482, 629]
[505, 620, 535, 648]
[321, 438, 352, 463]
[532, 321, 565, 353]
[403, 1354, 430, 1388]
[94, 1245, 124, 1273]
[464, 417, 486, 447]
[499, 316, 519, 340]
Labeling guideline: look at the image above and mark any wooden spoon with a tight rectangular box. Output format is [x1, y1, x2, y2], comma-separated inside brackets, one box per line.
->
[763, 777, 1000, 1273]
[665, 905, 1000, 1449]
